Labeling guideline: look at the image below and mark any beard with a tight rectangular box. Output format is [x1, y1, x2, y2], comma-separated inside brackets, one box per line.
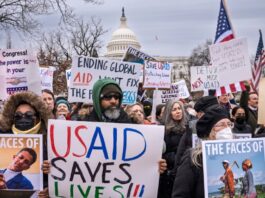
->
[103, 106, 121, 120]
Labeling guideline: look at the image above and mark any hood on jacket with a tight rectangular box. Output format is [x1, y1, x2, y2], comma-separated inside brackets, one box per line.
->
[92, 79, 123, 121]
[0, 91, 52, 134]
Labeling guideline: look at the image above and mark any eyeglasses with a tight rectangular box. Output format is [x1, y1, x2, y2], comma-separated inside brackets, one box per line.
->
[101, 94, 120, 101]
[214, 122, 234, 129]
[14, 111, 36, 120]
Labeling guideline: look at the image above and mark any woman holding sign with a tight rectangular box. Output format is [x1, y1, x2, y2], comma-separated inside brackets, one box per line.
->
[172, 106, 233, 198]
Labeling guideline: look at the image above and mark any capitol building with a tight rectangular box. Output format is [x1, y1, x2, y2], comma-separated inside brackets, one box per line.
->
[105, 8, 190, 83]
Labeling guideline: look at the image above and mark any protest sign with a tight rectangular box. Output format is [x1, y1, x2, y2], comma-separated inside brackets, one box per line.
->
[209, 38, 252, 87]
[190, 66, 220, 91]
[40, 66, 55, 91]
[48, 120, 164, 198]
[192, 133, 251, 148]
[68, 56, 141, 104]
[202, 138, 265, 198]
[123, 46, 156, 83]
[66, 69, 71, 88]
[153, 80, 190, 104]
[143, 60, 172, 89]
[0, 49, 41, 100]
[258, 78, 265, 125]
[0, 134, 43, 192]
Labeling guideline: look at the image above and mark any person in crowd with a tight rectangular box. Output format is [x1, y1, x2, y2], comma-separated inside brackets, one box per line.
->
[41, 89, 55, 118]
[76, 103, 92, 121]
[54, 96, 71, 120]
[0, 91, 51, 197]
[241, 159, 256, 198]
[155, 104, 165, 125]
[70, 102, 83, 120]
[231, 106, 252, 134]
[220, 160, 235, 198]
[125, 102, 151, 124]
[142, 98, 152, 117]
[158, 99, 188, 198]
[240, 82, 260, 135]
[0, 148, 37, 190]
[85, 78, 132, 123]
[172, 106, 233, 198]
[173, 96, 220, 173]
[218, 93, 236, 118]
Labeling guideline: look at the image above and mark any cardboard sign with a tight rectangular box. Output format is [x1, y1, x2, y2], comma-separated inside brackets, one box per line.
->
[202, 138, 265, 197]
[68, 56, 141, 104]
[0, 134, 43, 192]
[143, 61, 172, 89]
[258, 78, 265, 125]
[190, 66, 220, 91]
[209, 38, 252, 87]
[48, 120, 164, 198]
[0, 49, 41, 100]
[39, 66, 55, 91]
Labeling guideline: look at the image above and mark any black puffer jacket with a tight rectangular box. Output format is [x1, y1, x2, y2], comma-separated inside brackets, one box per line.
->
[172, 150, 204, 198]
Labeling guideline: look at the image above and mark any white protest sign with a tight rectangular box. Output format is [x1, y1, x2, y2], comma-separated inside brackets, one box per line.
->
[40, 66, 55, 91]
[68, 56, 141, 104]
[258, 78, 265, 125]
[190, 66, 220, 91]
[0, 134, 43, 191]
[153, 80, 190, 104]
[0, 49, 41, 100]
[143, 61, 172, 89]
[209, 38, 252, 86]
[48, 120, 164, 198]
[202, 138, 265, 197]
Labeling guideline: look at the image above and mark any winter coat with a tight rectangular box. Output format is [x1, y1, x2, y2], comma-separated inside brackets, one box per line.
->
[232, 122, 252, 134]
[172, 150, 204, 198]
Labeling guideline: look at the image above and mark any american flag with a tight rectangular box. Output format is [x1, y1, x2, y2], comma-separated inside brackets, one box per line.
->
[214, 0, 234, 43]
[252, 30, 265, 91]
[213, 0, 246, 95]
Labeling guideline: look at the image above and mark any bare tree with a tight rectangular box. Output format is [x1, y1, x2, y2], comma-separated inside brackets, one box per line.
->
[70, 17, 107, 57]
[0, 0, 102, 35]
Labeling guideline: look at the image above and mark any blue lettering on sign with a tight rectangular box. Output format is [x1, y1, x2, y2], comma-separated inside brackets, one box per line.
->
[122, 91, 136, 104]
[122, 128, 146, 161]
[86, 127, 109, 159]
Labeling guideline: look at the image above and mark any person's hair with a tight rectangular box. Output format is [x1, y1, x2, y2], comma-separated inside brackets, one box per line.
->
[191, 145, 203, 168]
[124, 103, 144, 115]
[156, 104, 165, 118]
[17, 147, 37, 165]
[42, 89, 55, 101]
[248, 92, 258, 99]
[162, 100, 187, 133]
[231, 106, 245, 116]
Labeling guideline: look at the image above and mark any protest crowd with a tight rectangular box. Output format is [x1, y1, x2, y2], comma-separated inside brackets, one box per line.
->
[0, 1, 265, 198]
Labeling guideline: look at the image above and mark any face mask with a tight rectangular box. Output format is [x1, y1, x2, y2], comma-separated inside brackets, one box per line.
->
[216, 127, 233, 140]
[235, 116, 246, 124]
[14, 117, 35, 131]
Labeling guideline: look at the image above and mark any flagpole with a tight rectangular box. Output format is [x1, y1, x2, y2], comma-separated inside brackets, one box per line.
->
[222, 0, 236, 38]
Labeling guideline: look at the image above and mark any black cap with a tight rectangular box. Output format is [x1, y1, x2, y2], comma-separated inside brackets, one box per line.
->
[194, 96, 219, 113]
[196, 106, 229, 138]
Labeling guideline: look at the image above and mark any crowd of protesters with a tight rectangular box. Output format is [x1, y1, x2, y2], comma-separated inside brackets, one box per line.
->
[0, 79, 263, 198]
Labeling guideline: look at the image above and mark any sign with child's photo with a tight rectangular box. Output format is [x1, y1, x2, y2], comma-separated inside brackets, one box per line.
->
[0, 134, 43, 197]
[202, 138, 265, 198]
[48, 120, 165, 198]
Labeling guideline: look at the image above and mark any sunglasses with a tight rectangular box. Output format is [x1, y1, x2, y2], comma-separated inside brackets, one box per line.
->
[101, 94, 120, 101]
[14, 111, 36, 120]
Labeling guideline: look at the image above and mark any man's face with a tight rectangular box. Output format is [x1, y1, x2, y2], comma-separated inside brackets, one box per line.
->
[248, 93, 258, 108]
[218, 94, 229, 104]
[9, 151, 33, 172]
[100, 93, 120, 110]
[222, 162, 228, 169]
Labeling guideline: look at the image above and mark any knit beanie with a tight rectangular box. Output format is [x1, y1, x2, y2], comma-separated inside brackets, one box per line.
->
[196, 106, 228, 138]
[194, 96, 219, 113]
[100, 84, 122, 98]
[55, 97, 70, 111]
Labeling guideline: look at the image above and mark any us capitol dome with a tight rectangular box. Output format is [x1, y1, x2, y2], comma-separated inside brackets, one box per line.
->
[105, 7, 141, 59]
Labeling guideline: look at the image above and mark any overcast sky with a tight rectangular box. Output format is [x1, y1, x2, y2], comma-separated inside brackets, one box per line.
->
[2, 0, 265, 57]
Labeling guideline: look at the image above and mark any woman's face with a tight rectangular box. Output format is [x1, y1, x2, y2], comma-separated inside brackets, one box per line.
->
[171, 102, 183, 121]
[209, 118, 233, 140]
[42, 92, 54, 111]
